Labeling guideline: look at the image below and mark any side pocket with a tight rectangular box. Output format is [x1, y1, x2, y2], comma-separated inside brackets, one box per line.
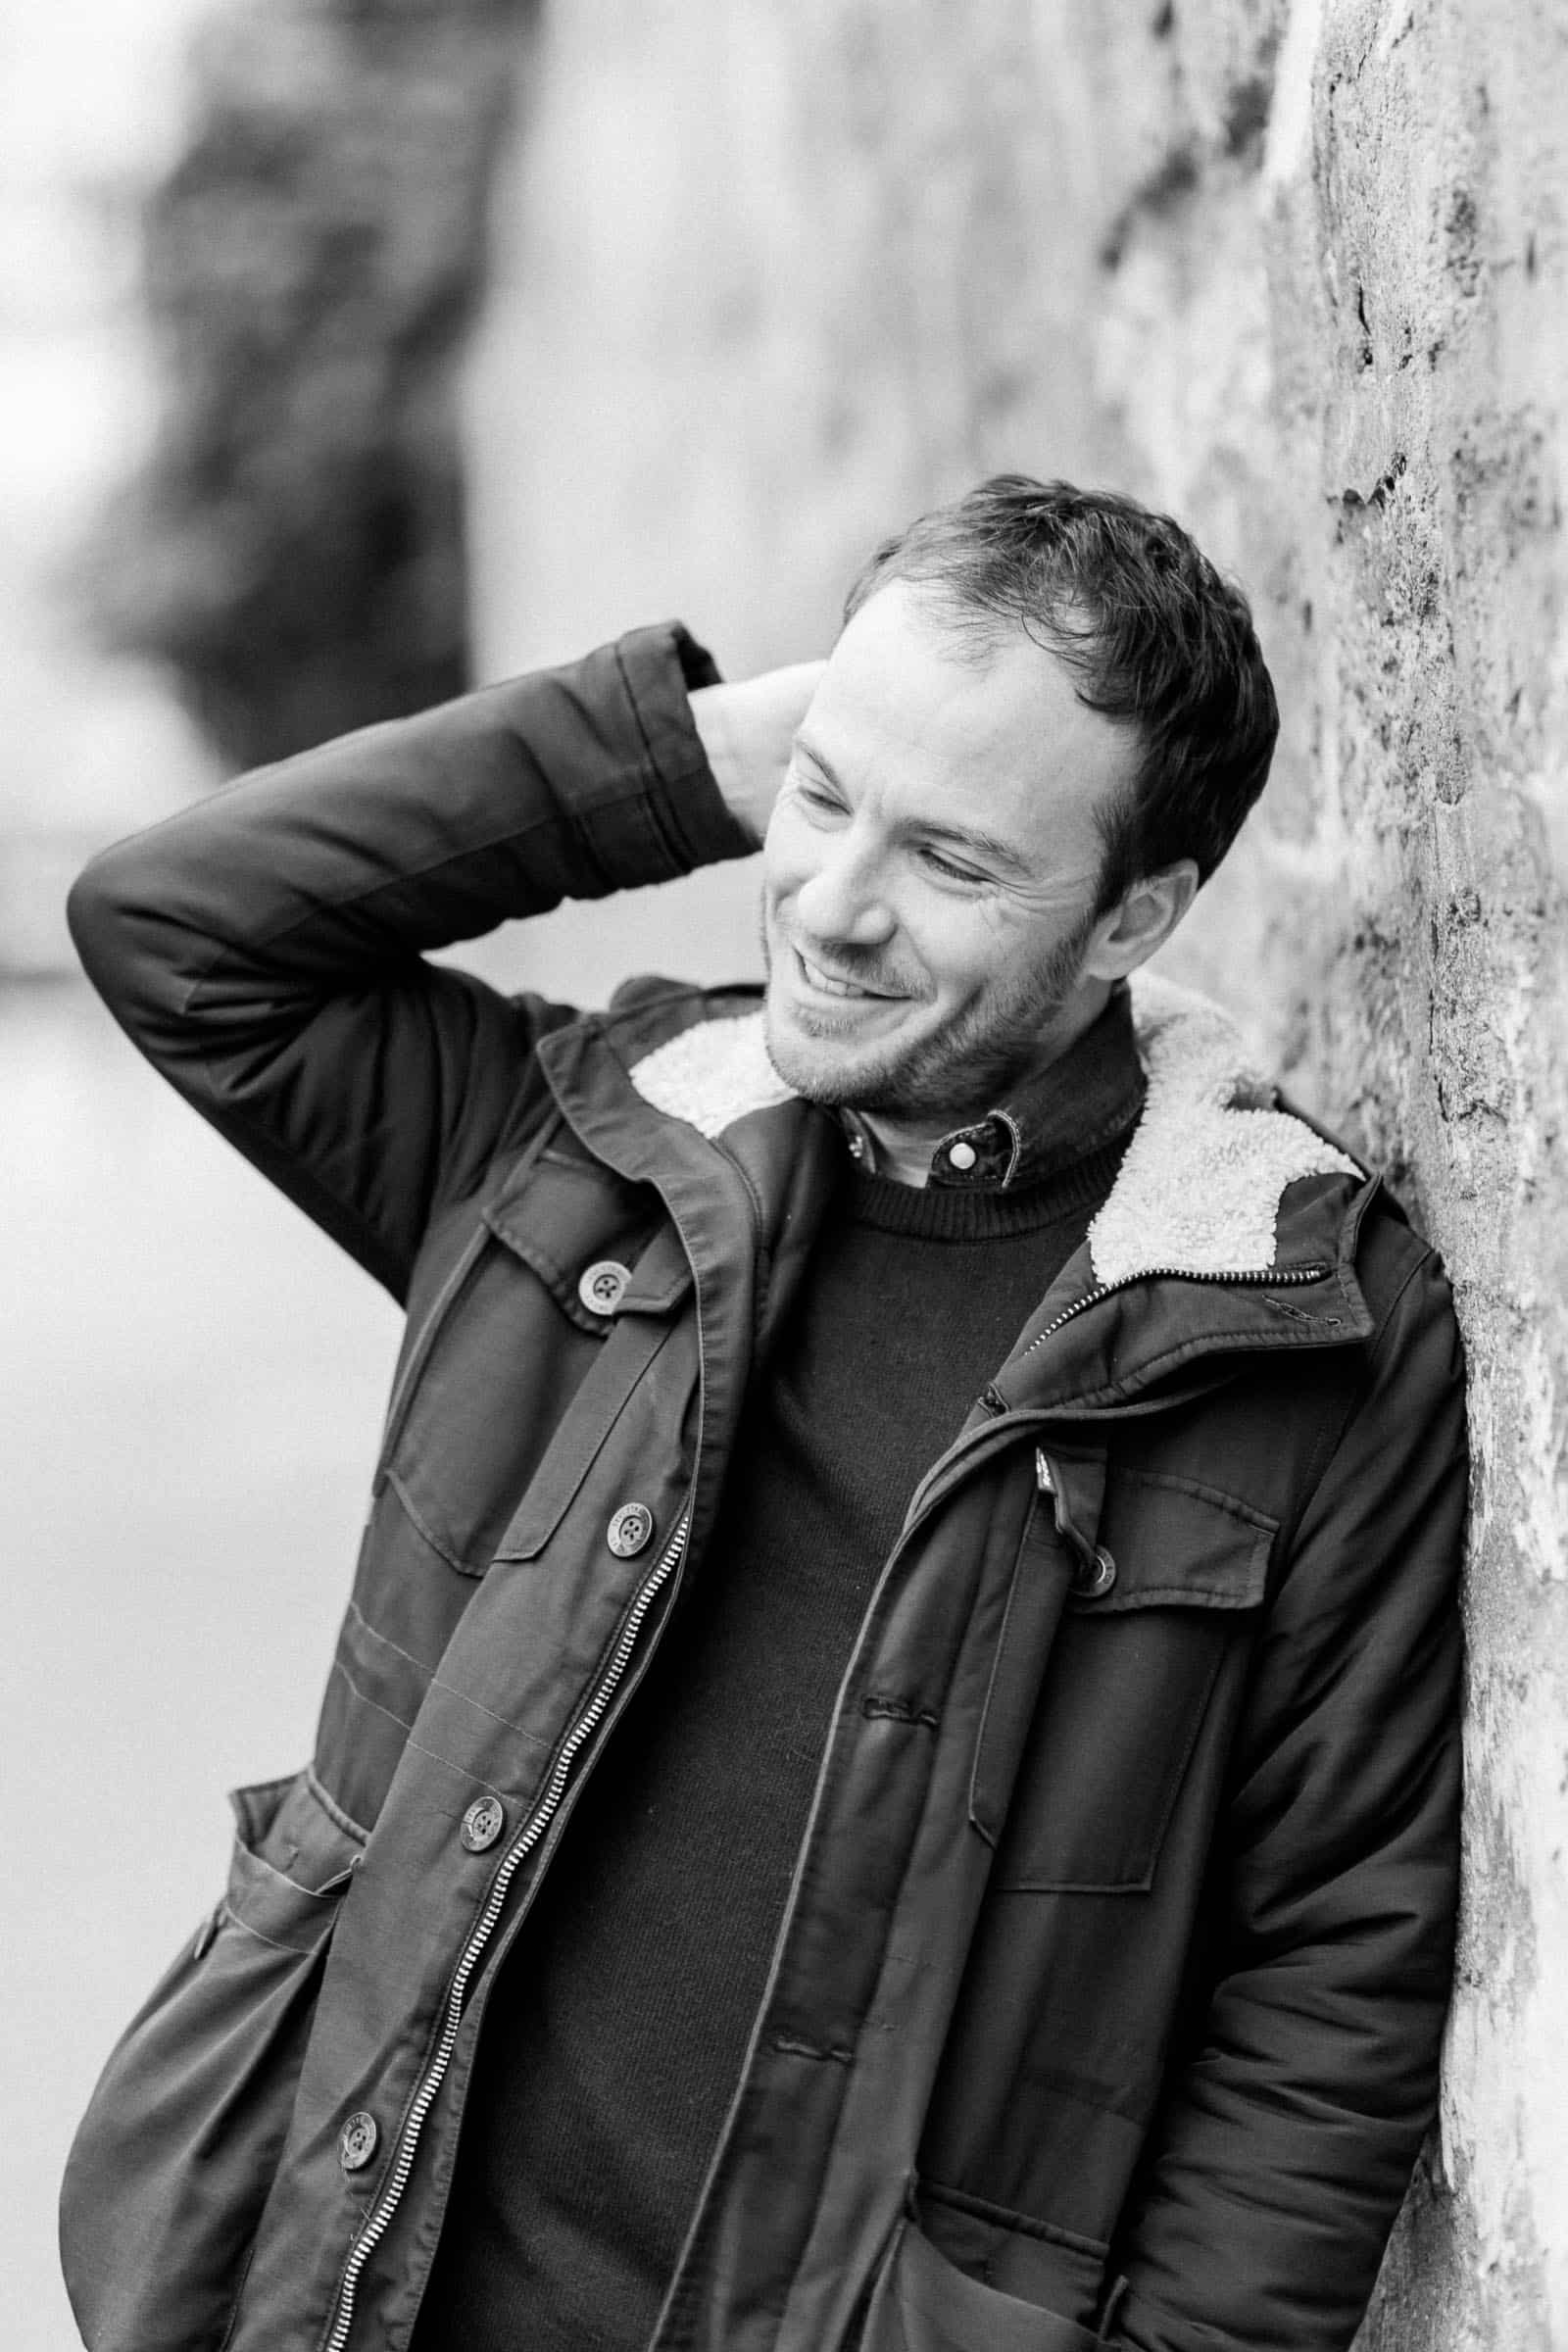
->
[860, 2222, 1101, 2352]
[59, 1770, 362, 2352]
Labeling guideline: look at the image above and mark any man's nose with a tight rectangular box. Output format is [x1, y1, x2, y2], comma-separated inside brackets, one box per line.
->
[793, 832, 897, 949]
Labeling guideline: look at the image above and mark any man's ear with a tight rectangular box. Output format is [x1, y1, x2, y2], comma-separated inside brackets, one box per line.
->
[1080, 859, 1200, 982]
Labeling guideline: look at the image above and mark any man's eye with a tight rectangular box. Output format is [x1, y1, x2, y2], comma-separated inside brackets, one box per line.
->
[920, 847, 987, 884]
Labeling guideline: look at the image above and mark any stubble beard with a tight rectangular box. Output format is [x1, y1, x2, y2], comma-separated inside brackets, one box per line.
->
[760, 905, 1099, 1126]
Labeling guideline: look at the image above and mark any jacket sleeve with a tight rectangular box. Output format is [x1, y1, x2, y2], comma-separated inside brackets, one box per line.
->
[1108, 1242, 1467, 2352]
[66, 622, 754, 1300]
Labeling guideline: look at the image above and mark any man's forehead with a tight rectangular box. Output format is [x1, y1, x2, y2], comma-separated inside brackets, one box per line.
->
[808, 583, 1134, 839]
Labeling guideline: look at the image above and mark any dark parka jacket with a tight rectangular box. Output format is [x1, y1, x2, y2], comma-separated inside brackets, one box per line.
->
[61, 625, 1466, 2352]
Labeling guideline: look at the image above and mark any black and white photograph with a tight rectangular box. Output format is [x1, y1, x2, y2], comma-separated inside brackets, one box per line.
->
[4, 3, 1565, 2348]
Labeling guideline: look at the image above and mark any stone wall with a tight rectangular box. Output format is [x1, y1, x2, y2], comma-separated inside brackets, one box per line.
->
[466, 0, 1568, 2337]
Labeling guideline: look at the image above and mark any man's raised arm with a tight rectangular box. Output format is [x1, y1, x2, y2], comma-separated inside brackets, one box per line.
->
[66, 625, 813, 1300]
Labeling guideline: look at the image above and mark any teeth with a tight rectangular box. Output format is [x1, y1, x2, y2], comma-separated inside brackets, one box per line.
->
[799, 951, 875, 999]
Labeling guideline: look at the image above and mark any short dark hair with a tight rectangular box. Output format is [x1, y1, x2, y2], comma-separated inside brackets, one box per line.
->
[843, 474, 1279, 911]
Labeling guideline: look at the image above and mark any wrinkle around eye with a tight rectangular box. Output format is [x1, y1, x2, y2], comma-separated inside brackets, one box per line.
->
[916, 848, 994, 888]
[784, 770, 848, 820]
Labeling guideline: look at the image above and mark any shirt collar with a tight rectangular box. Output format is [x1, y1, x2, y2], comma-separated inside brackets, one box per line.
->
[838, 982, 1147, 1193]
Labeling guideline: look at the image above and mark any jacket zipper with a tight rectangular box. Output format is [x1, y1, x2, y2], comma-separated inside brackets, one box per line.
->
[1017, 1260, 1333, 1362]
[320, 1509, 690, 2352]
[896, 1261, 1336, 1539]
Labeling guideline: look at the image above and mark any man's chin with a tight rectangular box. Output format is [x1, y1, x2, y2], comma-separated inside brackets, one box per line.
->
[764, 998, 953, 1120]
[762, 996, 880, 1106]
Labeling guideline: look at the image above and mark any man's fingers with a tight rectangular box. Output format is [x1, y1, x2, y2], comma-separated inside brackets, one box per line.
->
[691, 660, 827, 845]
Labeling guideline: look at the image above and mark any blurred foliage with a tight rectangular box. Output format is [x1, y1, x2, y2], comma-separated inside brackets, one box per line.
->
[91, 0, 533, 768]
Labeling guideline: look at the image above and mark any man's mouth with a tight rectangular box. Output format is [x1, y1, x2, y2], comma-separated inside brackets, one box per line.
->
[792, 946, 903, 1002]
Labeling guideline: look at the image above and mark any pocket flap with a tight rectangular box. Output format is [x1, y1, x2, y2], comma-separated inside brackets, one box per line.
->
[1077, 1471, 1276, 1613]
[606, 1225, 694, 1314]
[223, 1772, 362, 1952]
[482, 1179, 691, 1327]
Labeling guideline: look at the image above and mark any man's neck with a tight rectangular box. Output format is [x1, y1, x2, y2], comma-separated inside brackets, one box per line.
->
[854, 984, 1115, 1189]
[851, 1116, 958, 1189]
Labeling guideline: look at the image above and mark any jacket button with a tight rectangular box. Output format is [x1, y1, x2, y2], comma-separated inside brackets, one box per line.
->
[578, 1259, 631, 1315]
[339, 2111, 379, 2172]
[1071, 1546, 1118, 1600]
[607, 1502, 655, 1557]
[461, 1794, 505, 1853]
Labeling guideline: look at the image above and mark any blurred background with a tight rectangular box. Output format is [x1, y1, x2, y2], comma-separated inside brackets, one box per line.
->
[4, 2, 1565, 2345]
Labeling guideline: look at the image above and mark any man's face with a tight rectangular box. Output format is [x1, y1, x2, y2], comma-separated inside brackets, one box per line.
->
[760, 579, 1141, 1123]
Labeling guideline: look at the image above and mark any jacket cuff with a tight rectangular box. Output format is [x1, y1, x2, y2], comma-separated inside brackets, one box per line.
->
[612, 620, 760, 875]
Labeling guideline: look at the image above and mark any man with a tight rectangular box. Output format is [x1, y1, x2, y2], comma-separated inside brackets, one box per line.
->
[62, 477, 1465, 2352]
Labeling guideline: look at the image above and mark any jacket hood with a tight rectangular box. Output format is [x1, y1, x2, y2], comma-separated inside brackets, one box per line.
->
[626, 971, 1364, 1285]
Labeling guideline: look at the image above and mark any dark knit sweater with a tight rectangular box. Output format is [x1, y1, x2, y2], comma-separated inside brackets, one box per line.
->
[411, 1007, 1143, 2352]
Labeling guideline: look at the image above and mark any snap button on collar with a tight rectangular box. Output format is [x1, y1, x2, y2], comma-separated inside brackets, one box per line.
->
[930, 1109, 1022, 1188]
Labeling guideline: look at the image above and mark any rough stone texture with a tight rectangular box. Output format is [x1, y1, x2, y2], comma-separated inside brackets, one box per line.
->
[466, 0, 1568, 2337]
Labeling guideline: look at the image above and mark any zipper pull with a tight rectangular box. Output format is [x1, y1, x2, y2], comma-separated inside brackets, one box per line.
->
[1037, 1445, 1081, 1540]
[1035, 1446, 1117, 1596]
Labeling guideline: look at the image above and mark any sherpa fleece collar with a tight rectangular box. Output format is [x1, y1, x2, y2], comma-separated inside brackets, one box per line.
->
[626, 972, 1362, 1286]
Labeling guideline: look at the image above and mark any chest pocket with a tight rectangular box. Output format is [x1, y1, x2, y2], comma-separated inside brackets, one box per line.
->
[379, 1150, 688, 1580]
[992, 1469, 1276, 1894]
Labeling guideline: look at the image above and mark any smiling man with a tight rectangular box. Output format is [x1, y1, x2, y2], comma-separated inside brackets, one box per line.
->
[759, 569, 1195, 1176]
[63, 478, 1465, 2352]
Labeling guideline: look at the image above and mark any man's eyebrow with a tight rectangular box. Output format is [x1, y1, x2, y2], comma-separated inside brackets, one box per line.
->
[790, 730, 839, 781]
[791, 732, 1033, 877]
[915, 816, 1034, 876]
